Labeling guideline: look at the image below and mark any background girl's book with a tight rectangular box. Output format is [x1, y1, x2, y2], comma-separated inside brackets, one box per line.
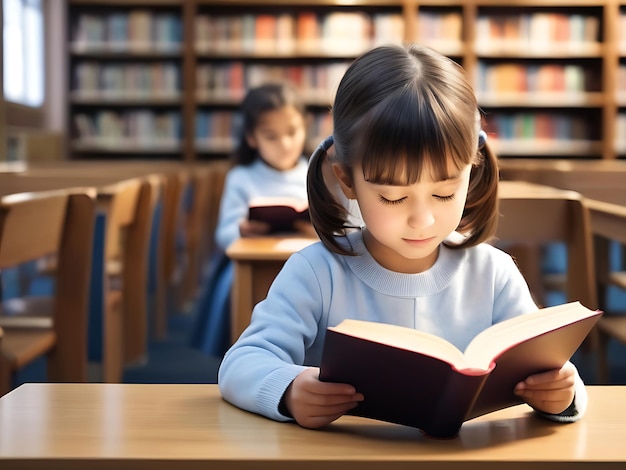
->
[248, 197, 310, 233]
[319, 301, 601, 438]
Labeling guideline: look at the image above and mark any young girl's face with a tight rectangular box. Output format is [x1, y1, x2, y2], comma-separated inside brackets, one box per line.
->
[336, 159, 472, 274]
[246, 105, 307, 171]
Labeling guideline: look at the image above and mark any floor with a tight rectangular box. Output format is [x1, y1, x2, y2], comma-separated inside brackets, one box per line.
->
[122, 311, 222, 384]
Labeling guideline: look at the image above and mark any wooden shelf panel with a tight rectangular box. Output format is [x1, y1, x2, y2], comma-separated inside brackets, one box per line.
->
[71, 140, 183, 154]
[491, 139, 603, 156]
[478, 92, 605, 107]
[65, 0, 623, 161]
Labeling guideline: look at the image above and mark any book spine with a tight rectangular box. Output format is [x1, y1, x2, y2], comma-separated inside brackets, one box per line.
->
[424, 371, 489, 438]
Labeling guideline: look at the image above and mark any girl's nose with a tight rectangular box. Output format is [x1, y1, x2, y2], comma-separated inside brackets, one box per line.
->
[407, 202, 435, 229]
[280, 136, 292, 149]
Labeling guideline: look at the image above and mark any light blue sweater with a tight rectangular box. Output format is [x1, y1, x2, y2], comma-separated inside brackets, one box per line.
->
[215, 157, 309, 251]
[218, 230, 587, 423]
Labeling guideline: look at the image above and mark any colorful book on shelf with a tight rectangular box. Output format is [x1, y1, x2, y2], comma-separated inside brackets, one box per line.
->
[248, 197, 310, 234]
[319, 301, 601, 438]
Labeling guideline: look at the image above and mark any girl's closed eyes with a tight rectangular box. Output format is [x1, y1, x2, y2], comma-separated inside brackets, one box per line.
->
[377, 193, 456, 205]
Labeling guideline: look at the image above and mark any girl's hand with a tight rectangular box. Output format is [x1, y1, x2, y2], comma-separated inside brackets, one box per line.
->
[514, 362, 577, 415]
[239, 219, 271, 238]
[284, 367, 364, 429]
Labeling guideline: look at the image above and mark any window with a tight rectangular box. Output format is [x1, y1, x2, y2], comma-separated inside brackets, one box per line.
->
[3, 0, 44, 107]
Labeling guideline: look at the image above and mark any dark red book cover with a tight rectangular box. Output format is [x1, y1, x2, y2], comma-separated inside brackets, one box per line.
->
[319, 305, 601, 438]
[248, 200, 310, 233]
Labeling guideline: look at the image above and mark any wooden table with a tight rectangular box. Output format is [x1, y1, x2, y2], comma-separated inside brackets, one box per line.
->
[0, 383, 624, 469]
[226, 236, 317, 342]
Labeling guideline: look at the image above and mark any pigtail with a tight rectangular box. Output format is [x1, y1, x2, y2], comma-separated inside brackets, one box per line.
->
[307, 136, 354, 256]
[455, 137, 500, 248]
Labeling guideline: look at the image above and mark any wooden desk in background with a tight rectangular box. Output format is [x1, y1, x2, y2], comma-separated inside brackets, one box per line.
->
[226, 236, 317, 342]
[587, 198, 626, 246]
[499, 159, 626, 205]
[1, 384, 625, 469]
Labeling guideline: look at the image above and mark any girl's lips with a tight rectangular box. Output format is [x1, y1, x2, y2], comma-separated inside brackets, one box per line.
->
[403, 237, 435, 245]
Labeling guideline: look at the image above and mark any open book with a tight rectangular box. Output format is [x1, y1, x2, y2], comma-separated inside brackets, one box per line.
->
[248, 197, 310, 234]
[319, 301, 602, 438]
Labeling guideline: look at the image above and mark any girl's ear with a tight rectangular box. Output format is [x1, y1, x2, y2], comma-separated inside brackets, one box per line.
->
[332, 163, 356, 199]
[246, 133, 257, 149]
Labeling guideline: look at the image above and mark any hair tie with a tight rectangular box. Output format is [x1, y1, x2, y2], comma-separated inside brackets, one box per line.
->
[318, 135, 334, 152]
[478, 130, 487, 149]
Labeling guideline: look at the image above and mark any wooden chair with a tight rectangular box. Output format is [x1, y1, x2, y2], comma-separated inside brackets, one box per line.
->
[175, 161, 229, 314]
[0, 327, 5, 393]
[9, 163, 192, 342]
[150, 169, 190, 338]
[494, 181, 599, 375]
[495, 181, 597, 309]
[584, 198, 626, 383]
[0, 188, 96, 395]
[100, 177, 156, 383]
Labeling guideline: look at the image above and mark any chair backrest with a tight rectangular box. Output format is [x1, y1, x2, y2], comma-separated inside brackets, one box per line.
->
[160, 169, 190, 291]
[0, 188, 96, 382]
[100, 177, 155, 379]
[175, 161, 229, 311]
[0, 191, 68, 266]
[150, 168, 190, 339]
[496, 181, 597, 310]
[205, 160, 229, 258]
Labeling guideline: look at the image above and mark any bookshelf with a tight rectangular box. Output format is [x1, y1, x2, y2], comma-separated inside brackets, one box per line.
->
[0, 2, 5, 162]
[65, 0, 626, 161]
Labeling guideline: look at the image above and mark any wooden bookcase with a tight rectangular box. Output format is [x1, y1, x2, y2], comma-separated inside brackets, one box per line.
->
[65, 0, 626, 161]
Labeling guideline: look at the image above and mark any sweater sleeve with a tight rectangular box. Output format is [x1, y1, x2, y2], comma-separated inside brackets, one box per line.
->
[214, 170, 250, 252]
[218, 252, 324, 421]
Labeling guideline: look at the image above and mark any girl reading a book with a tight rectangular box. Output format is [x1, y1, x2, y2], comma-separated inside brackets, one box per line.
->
[218, 44, 588, 430]
[214, 81, 314, 251]
[191, 82, 312, 357]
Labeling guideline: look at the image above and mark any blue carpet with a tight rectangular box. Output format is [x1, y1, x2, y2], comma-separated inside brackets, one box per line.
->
[122, 312, 222, 384]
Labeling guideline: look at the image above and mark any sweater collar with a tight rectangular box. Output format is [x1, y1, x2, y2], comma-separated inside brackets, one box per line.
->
[342, 230, 465, 297]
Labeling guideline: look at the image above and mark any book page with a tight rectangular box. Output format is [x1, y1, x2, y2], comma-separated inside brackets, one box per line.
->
[464, 302, 600, 369]
[248, 196, 308, 213]
[329, 319, 469, 369]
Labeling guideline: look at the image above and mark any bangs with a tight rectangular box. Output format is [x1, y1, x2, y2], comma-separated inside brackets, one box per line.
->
[356, 84, 475, 185]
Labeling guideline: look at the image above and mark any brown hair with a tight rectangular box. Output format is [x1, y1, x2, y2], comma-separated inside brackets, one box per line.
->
[307, 44, 499, 255]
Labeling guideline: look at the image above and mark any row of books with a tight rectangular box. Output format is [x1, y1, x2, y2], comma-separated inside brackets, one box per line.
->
[418, 11, 462, 44]
[196, 62, 349, 103]
[195, 11, 403, 55]
[73, 111, 182, 148]
[614, 114, 626, 148]
[475, 13, 600, 45]
[476, 63, 598, 94]
[615, 65, 626, 92]
[195, 110, 332, 147]
[486, 113, 591, 141]
[71, 11, 182, 52]
[72, 62, 180, 98]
